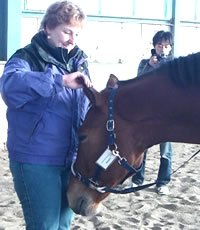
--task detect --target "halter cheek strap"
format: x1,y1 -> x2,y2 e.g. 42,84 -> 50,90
106,87 -> 117,147
106,88 -> 143,176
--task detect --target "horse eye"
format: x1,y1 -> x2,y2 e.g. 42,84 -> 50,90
78,135 -> 87,143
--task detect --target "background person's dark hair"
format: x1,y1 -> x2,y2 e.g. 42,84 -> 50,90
153,30 -> 173,47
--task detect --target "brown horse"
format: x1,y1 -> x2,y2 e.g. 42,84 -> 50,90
67,52 -> 200,216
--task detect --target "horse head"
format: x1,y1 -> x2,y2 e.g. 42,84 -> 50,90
67,74 -> 144,216
67,52 -> 200,216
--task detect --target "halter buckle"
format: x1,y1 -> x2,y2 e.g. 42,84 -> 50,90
106,119 -> 115,131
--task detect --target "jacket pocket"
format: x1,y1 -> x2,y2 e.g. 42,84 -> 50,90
28,113 -> 43,141
14,111 -> 43,143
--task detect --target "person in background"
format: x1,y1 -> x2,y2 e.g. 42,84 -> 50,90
0,1 -> 92,229
132,30 -> 173,195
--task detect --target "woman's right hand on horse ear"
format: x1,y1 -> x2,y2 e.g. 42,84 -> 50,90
62,72 -> 92,89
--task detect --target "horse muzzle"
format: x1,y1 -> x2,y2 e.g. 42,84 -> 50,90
67,179 -> 102,216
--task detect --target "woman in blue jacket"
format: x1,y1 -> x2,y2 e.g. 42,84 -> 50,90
0,1 -> 92,229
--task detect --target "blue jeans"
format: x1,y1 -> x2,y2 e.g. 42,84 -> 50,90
132,142 -> 172,186
10,160 -> 74,230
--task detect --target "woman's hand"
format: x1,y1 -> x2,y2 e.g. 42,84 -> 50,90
62,72 -> 92,89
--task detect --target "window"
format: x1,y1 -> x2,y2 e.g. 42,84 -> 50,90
101,0 -> 134,17
179,0 -> 200,22
179,0 -> 197,21
75,0 -> 100,15
23,0 -> 56,11
134,0 -> 172,20
197,0 -> 200,21
23,0 -> 172,20
23,0 -> 100,14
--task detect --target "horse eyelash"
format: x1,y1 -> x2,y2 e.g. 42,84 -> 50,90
78,135 -> 87,143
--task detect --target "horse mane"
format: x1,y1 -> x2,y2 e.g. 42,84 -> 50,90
167,52 -> 200,87
119,52 -> 200,88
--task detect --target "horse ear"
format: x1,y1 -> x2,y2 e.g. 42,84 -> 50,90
106,74 -> 119,88
83,87 -> 101,106
76,77 -> 101,106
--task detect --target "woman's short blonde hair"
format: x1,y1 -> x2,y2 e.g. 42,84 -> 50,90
40,1 -> 86,30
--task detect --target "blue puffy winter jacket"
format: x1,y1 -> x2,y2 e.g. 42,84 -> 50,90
0,31 -> 90,166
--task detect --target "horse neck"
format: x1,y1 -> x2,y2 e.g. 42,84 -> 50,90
115,70 -> 200,151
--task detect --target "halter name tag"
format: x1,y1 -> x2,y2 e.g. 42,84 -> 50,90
96,148 -> 117,170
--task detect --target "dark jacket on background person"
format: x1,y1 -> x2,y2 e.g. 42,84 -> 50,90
137,56 -> 173,76
0,31 -> 90,166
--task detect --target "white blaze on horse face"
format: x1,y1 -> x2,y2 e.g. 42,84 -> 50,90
96,148 -> 117,170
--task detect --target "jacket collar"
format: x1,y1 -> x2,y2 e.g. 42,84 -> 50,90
31,31 -> 82,70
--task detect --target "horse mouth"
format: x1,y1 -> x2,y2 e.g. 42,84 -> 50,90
76,197 -> 86,214
68,194 -> 101,216
74,196 -> 101,216
67,180 -> 101,216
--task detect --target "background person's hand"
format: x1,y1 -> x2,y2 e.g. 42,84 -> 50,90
149,55 -> 159,67
63,72 -> 92,89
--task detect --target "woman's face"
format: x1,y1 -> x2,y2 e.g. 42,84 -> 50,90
155,39 -> 172,57
46,23 -> 82,52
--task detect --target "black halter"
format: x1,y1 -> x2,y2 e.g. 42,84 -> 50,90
71,87 -> 156,193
